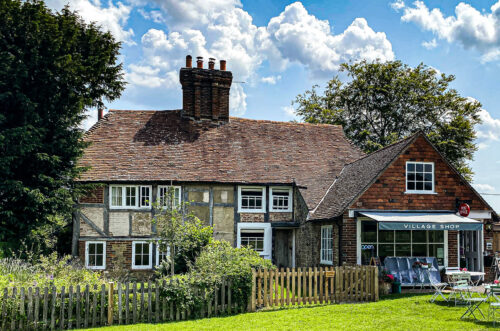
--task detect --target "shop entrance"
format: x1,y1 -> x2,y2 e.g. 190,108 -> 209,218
460,230 -> 482,271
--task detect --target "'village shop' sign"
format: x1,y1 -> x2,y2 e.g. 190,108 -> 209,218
378,222 -> 483,231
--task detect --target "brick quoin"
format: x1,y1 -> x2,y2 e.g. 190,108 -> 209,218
341,136 -> 491,266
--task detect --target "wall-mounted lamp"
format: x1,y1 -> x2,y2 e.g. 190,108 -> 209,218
485,223 -> 493,233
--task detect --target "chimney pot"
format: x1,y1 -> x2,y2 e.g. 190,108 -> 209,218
98,108 -> 104,120
186,55 -> 192,68
208,58 -> 215,70
220,60 -> 226,71
196,56 -> 203,68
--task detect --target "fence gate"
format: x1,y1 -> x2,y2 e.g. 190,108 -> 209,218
250,266 -> 378,311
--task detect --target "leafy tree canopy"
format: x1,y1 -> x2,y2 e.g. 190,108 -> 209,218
294,60 -> 482,180
0,0 -> 125,255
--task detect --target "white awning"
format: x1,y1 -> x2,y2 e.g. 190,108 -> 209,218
359,211 -> 483,231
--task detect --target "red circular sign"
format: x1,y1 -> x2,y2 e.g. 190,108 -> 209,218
459,203 -> 470,217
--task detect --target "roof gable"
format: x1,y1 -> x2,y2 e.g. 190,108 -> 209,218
79,110 -> 364,209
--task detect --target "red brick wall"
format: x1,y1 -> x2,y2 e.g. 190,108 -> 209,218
78,240 -> 146,272
353,136 -> 489,212
340,136 -> 490,267
80,187 -> 104,204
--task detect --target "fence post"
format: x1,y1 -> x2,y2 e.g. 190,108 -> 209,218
108,282 -> 114,325
250,269 -> 256,312
374,267 -> 379,301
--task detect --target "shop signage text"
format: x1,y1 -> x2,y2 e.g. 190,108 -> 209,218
378,222 -> 483,231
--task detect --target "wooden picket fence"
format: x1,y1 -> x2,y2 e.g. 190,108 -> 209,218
0,280 -> 240,330
250,266 -> 378,310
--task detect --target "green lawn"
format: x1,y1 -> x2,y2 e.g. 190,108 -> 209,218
90,294 -> 498,330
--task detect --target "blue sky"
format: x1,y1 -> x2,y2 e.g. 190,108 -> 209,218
47,0 -> 500,211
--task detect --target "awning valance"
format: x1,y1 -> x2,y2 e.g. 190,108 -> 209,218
359,211 -> 483,231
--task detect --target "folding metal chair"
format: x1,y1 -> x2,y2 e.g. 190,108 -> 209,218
488,287 -> 500,326
450,275 -> 472,306
430,279 -> 448,303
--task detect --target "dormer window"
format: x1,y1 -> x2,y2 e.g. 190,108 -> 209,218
406,162 -> 434,193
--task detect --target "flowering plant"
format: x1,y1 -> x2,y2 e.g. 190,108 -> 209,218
380,268 -> 395,283
494,280 -> 499,285
461,268 -> 468,272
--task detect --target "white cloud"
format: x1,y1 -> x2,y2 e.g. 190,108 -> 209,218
477,108 -> 500,141
422,38 -> 437,49
45,0 -> 135,45
282,105 -> 298,119
473,183 -> 496,193
266,2 -> 394,77
390,0 -> 405,12
261,75 -> 281,84
400,1 -> 500,62
121,1 -> 394,116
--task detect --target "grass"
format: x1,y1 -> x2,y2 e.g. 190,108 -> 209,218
90,294 -> 499,330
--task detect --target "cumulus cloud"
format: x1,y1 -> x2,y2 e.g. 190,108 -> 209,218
282,105 -> 298,119
121,1 -> 394,115
473,183 -> 496,193
422,38 -> 437,49
399,1 -> 500,62
266,2 -> 394,77
477,108 -> 500,141
390,0 -> 405,11
45,0 -> 135,45
261,75 -> 281,84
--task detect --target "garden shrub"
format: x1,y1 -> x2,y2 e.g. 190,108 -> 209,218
159,241 -> 274,314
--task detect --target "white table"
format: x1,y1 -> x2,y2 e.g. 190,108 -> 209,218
446,271 -> 486,286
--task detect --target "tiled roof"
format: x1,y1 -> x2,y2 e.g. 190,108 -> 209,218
79,110 -> 364,209
310,133 -> 418,220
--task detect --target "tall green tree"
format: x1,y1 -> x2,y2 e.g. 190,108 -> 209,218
0,0 -> 125,255
294,60 -> 482,180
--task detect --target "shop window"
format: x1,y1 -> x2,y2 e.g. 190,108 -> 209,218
132,241 -> 152,269
85,241 -> 106,270
270,187 -> 292,212
238,187 -> 266,212
320,225 -> 333,264
360,221 -> 446,265
406,162 -> 434,193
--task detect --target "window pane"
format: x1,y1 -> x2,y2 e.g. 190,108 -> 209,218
407,182 -> 415,190
416,173 -> 423,181
140,186 -> 150,207
424,164 -> 432,172
416,163 -> 423,172
96,255 -> 103,267
378,244 -> 394,261
395,231 -> 411,242
430,244 -> 444,265
111,187 -> 122,206
379,230 -> 394,243
135,255 -> 141,266
407,163 -> 415,172
429,231 -> 444,243
126,187 -> 136,206
89,255 -> 96,266
142,244 -> 149,254
412,244 -> 427,256
361,245 -> 376,265
424,182 -> 433,191
407,173 -> 415,181
424,173 -> 432,181
89,243 -> 95,254
396,244 -> 411,256
143,255 -> 150,266
416,182 -> 424,190
361,222 -> 377,242
412,231 -> 426,242
96,243 -> 103,254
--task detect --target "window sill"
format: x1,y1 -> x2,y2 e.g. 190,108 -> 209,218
86,266 -> 105,270
269,209 -> 293,213
404,191 -> 437,195
320,260 -> 333,265
131,266 -> 152,270
109,207 -> 152,211
238,209 -> 266,214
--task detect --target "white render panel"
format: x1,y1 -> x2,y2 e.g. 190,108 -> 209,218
81,207 -> 104,230
109,212 -> 129,236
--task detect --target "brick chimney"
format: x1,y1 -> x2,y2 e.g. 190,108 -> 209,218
179,55 -> 232,123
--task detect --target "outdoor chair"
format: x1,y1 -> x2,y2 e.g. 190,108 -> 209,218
449,276 -> 472,306
461,290 -> 488,321
430,279 -> 448,303
488,287 -> 500,326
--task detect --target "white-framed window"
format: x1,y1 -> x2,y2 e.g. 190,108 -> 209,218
157,186 -> 182,209
406,162 -> 434,193
240,230 -> 265,252
85,241 -> 106,270
360,221 -> 446,265
320,225 -> 333,264
237,223 -> 272,259
109,185 -> 152,209
155,243 -> 171,266
132,241 -> 153,269
238,186 -> 266,213
270,187 -> 293,212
